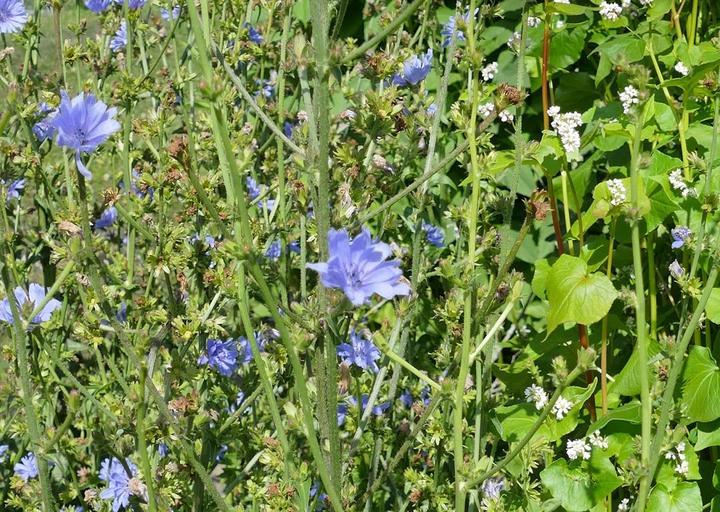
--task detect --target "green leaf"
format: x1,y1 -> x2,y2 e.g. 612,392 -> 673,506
647,482 -> 702,512
647,0 -> 672,20
609,338 -> 661,396
696,418 -> 720,451
681,346 -> 720,423
704,289 -> 720,324
540,453 -> 622,511
532,258 -> 551,299
547,2 -> 590,15
588,401 -> 641,433
545,255 -> 618,334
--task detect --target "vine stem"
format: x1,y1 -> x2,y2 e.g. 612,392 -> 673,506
630,104 -> 651,511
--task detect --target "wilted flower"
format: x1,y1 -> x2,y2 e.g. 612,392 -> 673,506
392,49 -> 432,87
0,0 -> 28,33
197,338 -> 239,376
14,452 -> 38,481
421,221 -> 445,247
0,283 -> 62,325
337,329 -> 381,372
95,206 -> 118,230
671,226 -> 691,249
110,21 -> 127,52
307,228 -> 411,306
99,457 -> 145,512
48,91 -> 121,179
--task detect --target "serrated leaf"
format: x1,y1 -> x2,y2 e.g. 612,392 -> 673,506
681,346 -> 720,423
546,255 -> 618,334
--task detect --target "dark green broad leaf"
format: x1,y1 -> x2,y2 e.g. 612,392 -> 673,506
609,339 -> 661,396
647,482 -> 702,512
681,346 -> 720,423
540,453 -> 622,511
704,289 -> 720,324
546,2 -> 590,15
546,255 -> 618,334
647,0 -> 673,20
587,401 -> 641,433
696,418 -> 720,451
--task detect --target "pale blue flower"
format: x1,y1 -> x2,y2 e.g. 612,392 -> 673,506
3,178 -> 25,202
84,0 -> 112,12
307,228 -> 411,306
0,283 -> 62,325
99,457 -> 141,512
422,221 -> 444,247
0,0 -> 28,34
14,452 -> 38,481
95,206 -> 117,230
392,49 -> 432,87
671,226 -> 691,249
198,338 -> 238,376
160,5 -> 179,20
0,444 -> 9,462
265,239 -> 281,260
110,21 -> 127,52
337,329 -> 381,372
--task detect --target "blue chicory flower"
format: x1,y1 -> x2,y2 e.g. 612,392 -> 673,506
0,444 -> 8,462
283,121 -> 294,139
440,9 -> 478,47
157,443 -> 169,458
198,338 -> 239,377
48,91 -> 121,180
256,71 -> 277,98
99,457 -> 142,512
399,390 -> 414,408
669,259 -> 685,280
33,103 -> 57,141
246,176 -> 261,200
392,49 -> 433,87
3,178 -> 25,202
0,0 -> 28,33
95,206 -> 118,230
14,452 -> 38,481
265,239 -> 282,261
110,21 -> 127,52
0,283 -> 62,325
671,226 -> 692,249
307,228 -> 411,306
160,5 -> 180,20
114,0 -> 145,8
337,329 -> 381,373
288,240 -> 300,254
245,23 -> 263,44
422,221 -> 445,247
84,0 -> 112,12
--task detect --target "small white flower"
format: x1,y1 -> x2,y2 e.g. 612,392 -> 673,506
524,384 -> 548,410
607,178 -> 627,206
567,439 -> 591,460
600,2 -> 623,20
618,498 -> 631,511
669,259 -> 685,280
588,431 -> 609,449
340,109 -> 357,121
619,85 -> 640,114
639,0 -> 653,5
527,16 -> 541,28
297,110 -> 309,123
481,62 -> 498,81
499,110 -> 514,123
552,396 -> 573,420
547,105 -> 561,118
507,31 -> 522,50
478,102 -> 495,118
548,107 -> 583,160
669,169 -> 696,198
621,0 -> 632,7
555,0 -> 570,3
674,61 -> 690,76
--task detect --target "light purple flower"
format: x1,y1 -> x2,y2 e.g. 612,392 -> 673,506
3,178 -> 25,202
114,0 -> 145,8
197,338 -> 239,376
337,329 -> 381,372
33,103 -> 57,141
422,221 -> 445,247
392,49 -> 432,87
99,457 -> 142,512
95,206 -> 117,230
14,452 -> 38,481
671,226 -> 692,249
265,239 -> 281,260
0,444 -> 8,462
110,21 -> 127,52
48,91 -> 121,180
84,0 -> 112,13
0,0 -> 28,34
160,5 -> 180,20
669,259 -> 685,280
440,8 -> 478,47
307,228 -> 411,306
0,283 -> 62,325
338,395 -> 390,425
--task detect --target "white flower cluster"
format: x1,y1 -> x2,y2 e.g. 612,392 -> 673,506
607,178 -> 627,206
527,16 -> 541,28
548,106 -> 583,159
617,498 -> 631,511
479,102 -> 513,123
669,169 -> 695,197
552,396 -> 573,420
507,31 -> 522,50
600,2 -> 623,20
524,384 -> 548,410
481,62 -> 498,81
555,0 -> 570,3
675,61 -> 690,76
567,439 -> 591,460
665,442 -> 689,477
588,431 -> 609,449
619,85 -> 640,114
639,0 -> 653,5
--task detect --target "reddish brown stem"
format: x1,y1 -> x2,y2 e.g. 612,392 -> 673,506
541,6 -> 597,421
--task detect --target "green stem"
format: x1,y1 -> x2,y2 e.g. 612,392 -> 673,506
137,369 -> 158,512
630,108 -> 651,511
377,340 -> 441,392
